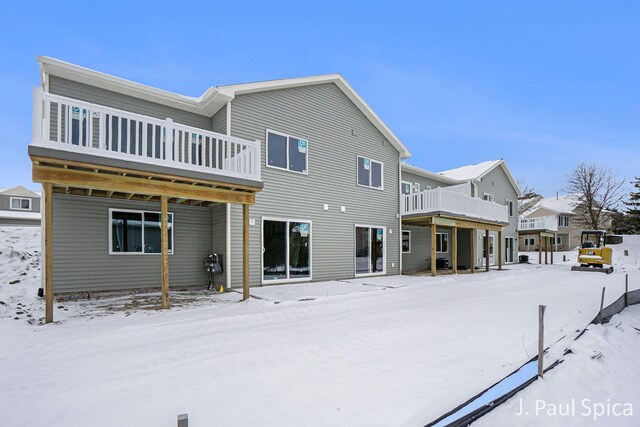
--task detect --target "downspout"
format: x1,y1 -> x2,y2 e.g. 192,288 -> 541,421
225,100 -> 232,288
398,157 -> 403,274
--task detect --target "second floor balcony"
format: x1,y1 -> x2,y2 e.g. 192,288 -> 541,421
402,187 -> 509,224
31,88 -> 262,185
518,215 -> 558,232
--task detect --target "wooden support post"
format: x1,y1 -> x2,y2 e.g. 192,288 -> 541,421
599,287 -> 606,323
242,203 -> 250,300
538,232 -> 542,265
485,230 -> 490,272
538,304 -> 546,378
625,274 -> 629,307
470,228 -> 476,273
550,234 -> 554,265
544,236 -> 548,265
44,182 -> 53,324
452,227 -> 458,274
161,195 -> 170,309
430,224 -> 437,276
497,230 -> 503,271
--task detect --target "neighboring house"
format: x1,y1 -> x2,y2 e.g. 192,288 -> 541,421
30,56 -> 411,322
0,186 -> 41,226
518,194 -> 612,252
401,160 -> 521,275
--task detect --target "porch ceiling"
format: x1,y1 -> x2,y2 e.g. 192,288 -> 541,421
31,156 -> 258,206
402,214 -> 505,232
518,229 -> 557,237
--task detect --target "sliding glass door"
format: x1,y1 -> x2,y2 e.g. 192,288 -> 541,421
263,218 -> 311,282
355,225 -> 385,276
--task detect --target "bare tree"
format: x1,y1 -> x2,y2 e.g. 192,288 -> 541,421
517,178 -> 538,199
565,162 -> 626,230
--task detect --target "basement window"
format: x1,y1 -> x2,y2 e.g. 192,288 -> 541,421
110,209 -> 173,254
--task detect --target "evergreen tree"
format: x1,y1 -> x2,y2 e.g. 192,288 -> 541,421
625,177 -> 640,233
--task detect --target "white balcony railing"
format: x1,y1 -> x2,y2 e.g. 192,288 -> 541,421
31,88 -> 261,182
518,215 -> 558,232
402,187 -> 509,224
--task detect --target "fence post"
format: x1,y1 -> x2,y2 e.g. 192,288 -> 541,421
177,413 -> 188,427
625,274 -> 629,308
538,305 -> 546,378
598,287 -> 606,324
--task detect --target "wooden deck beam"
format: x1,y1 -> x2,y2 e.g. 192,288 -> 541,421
44,183 -> 53,324
498,230 -> 503,271
161,195 -> 170,309
485,230 -> 490,272
430,223 -> 437,277
452,226 -> 458,274
242,204 -> 250,300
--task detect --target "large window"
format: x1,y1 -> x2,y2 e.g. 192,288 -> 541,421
10,197 -> 32,211
436,232 -> 448,253
558,215 -> 570,227
402,231 -> 411,253
482,235 -> 495,260
357,156 -> 383,190
266,130 -> 308,174
263,218 -> 311,282
355,225 -> 385,275
110,209 -> 173,254
506,200 -> 514,217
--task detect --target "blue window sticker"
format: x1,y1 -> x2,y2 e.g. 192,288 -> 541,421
298,139 -> 308,154
377,228 -> 384,238
299,223 -> 310,237
364,158 -> 371,170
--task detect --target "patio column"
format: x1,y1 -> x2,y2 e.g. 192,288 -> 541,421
485,230 -> 490,272
551,234 -> 554,265
470,228 -> 476,273
161,195 -> 170,309
44,182 -> 53,324
538,232 -> 542,265
545,236 -> 548,265
242,203 -> 250,300
498,229 -> 503,271
431,223 -> 437,277
452,226 -> 458,274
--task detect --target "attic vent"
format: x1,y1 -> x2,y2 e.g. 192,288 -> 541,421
351,129 -> 357,136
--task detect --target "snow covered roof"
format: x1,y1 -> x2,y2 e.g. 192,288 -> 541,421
0,186 -> 40,198
522,194 -> 582,217
0,210 -> 41,220
437,159 -> 523,197
401,163 -> 459,184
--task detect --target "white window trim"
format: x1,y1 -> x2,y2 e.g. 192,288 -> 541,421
354,224 -> 387,277
265,129 -> 309,175
108,208 -> 175,256
436,232 -> 448,253
402,230 -> 411,254
482,235 -> 495,258
505,236 -> 516,264
261,216 -> 313,285
401,181 -> 412,195
10,197 -> 32,211
356,155 -> 384,191
413,182 -> 421,193
471,182 -> 478,198
506,199 -> 514,217
483,193 -> 494,202
558,215 -> 570,227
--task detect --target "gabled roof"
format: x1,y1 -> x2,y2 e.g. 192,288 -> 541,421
37,57 -> 411,158
437,159 -> 523,197
522,194 -> 581,217
0,186 -> 40,198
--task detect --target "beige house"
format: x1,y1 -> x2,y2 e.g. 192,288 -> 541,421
518,194 -> 612,252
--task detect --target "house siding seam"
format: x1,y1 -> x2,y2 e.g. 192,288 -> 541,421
51,194 -> 215,293
226,83 -> 401,287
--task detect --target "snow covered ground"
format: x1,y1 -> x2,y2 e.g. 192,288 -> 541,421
1,226 -> 639,426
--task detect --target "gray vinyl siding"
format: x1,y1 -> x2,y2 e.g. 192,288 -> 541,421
210,203 -> 227,287
211,106 -> 227,134
0,195 -> 41,212
0,218 -> 41,227
401,170 -> 451,190
474,165 -> 519,266
48,76 -> 211,130
227,83 -> 401,287
51,194 -> 212,293
402,226 -> 473,272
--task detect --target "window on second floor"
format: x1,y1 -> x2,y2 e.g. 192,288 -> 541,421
357,156 -> 383,190
483,193 -> 494,202
558,215 -> 570,227
401,182 -> 412,195
266,130 -> 308,174
413,182 -> 421,193
10,197 -> 32,211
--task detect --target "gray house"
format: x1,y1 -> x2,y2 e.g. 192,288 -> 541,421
400,160 -> 521,274
29,57 -> 411,322
0,186 -> 41,226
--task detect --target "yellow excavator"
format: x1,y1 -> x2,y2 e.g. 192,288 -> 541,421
571,230 -> 614,274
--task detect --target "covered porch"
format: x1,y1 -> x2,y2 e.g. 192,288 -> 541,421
518,216 -> 558,265
402,214 -> 507,276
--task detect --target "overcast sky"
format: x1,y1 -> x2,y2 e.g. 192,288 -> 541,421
1,1 -> 637,195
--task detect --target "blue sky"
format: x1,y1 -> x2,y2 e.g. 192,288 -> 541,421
0,1 -> 638,195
